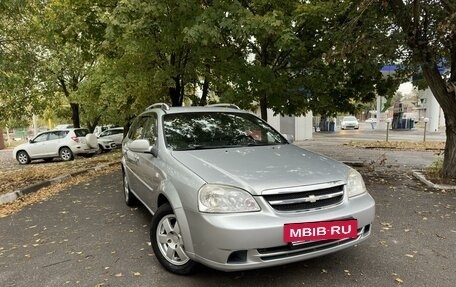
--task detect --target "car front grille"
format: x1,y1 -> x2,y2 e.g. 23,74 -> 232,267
263,184 -> 344,212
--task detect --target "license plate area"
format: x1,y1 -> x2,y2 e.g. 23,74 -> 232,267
284,219 -> 358,243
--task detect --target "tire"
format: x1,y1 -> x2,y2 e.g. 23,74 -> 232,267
151,203 -> 198,275
85,133 -> 98,149
59,147 -> 74,161
97,144 -> 104,154
16,150 -> 31,165
123,171 -> 138,207
82,153 -> 95,158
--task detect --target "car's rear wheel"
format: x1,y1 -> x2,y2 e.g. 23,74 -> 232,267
123,171 -> 138,206
59,147 -> 74,161
151,203 -> 198,275
16,150 -> 31,165
82,153 -> 95,158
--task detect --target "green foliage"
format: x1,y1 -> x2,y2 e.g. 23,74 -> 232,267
426,157 -> 443,179
2,0 -> 431,131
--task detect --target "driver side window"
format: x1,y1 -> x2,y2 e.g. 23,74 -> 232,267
128,113 -> 157,145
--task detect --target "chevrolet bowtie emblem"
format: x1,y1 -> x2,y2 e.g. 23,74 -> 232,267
307,195 -> 317,203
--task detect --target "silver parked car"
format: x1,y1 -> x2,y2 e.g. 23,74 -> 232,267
13,128 -> 99,164
121,103 -> 375,274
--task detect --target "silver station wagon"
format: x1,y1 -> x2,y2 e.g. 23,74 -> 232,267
121,103 -> 375,274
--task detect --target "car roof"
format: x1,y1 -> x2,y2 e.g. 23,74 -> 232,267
143,105 -> 250,116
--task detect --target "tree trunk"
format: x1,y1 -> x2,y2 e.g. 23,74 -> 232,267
70,103 -> 80,128
169,76 -> 183,106
259,96 -> 268,121
199,77 -> 209,106
422,64 -> 456,178
442,123 -> 456,178
0,129 -> 5,150
59,78 -> 81,128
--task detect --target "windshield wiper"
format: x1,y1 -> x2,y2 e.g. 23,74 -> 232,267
186,144 -> 209,150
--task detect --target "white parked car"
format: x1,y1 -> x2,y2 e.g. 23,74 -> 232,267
97,137 -> 117,153
365,118 -> 377,123
13,128 -> 99,164
341,116 -> 359,130
98,127 -> 124,146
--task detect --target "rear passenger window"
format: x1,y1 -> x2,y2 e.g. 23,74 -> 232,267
48,132 -> 60,140
74,129 -> 89,137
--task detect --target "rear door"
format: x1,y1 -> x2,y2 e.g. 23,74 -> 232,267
45,131 -> 68,157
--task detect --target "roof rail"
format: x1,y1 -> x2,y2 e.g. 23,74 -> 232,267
205,103 -> 241,110
146,103 -> 170,111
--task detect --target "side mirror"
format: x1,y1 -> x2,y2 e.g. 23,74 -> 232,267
129,139 -> 158,157
29,139 -> 34,144
282,134 -> 294,144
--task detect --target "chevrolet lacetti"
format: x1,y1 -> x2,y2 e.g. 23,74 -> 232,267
121,103 -> 375,274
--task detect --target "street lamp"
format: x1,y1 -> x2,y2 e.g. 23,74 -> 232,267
423,117 -> 429,142
386,118 -> 392,142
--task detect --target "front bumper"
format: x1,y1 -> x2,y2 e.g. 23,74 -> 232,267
184,192 -> 375,271
99,142 -> 116,150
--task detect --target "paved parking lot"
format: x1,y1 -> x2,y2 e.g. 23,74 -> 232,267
0,169 -> 454,287
1,130 -> 455,286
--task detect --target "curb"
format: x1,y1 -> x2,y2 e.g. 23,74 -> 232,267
0,162 -> 120,205
412,170 -> 456,190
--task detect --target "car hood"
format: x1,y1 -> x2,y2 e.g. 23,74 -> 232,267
170,144 -> 349,195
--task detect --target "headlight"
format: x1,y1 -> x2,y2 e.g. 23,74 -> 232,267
198,184 -> 260,213
347,168 -> 367,198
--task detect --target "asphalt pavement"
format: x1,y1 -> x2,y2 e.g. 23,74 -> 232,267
0,128 -> 455,286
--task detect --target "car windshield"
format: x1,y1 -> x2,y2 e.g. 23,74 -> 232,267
163,112 -> 287,150
343,116 -> 357,121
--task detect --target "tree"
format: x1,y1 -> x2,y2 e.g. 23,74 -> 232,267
0,1 -> 48,124
103,0 -> 211,110
31,0 -> 113,128
202,1 -> 400,121
385,0 -> 456,178
341,1 -> 455,178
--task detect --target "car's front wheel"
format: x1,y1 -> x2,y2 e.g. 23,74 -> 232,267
150,203 -> 198,275
16,150 -> 31,165
59,147 -> 74,161
97,144 -> 104,154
